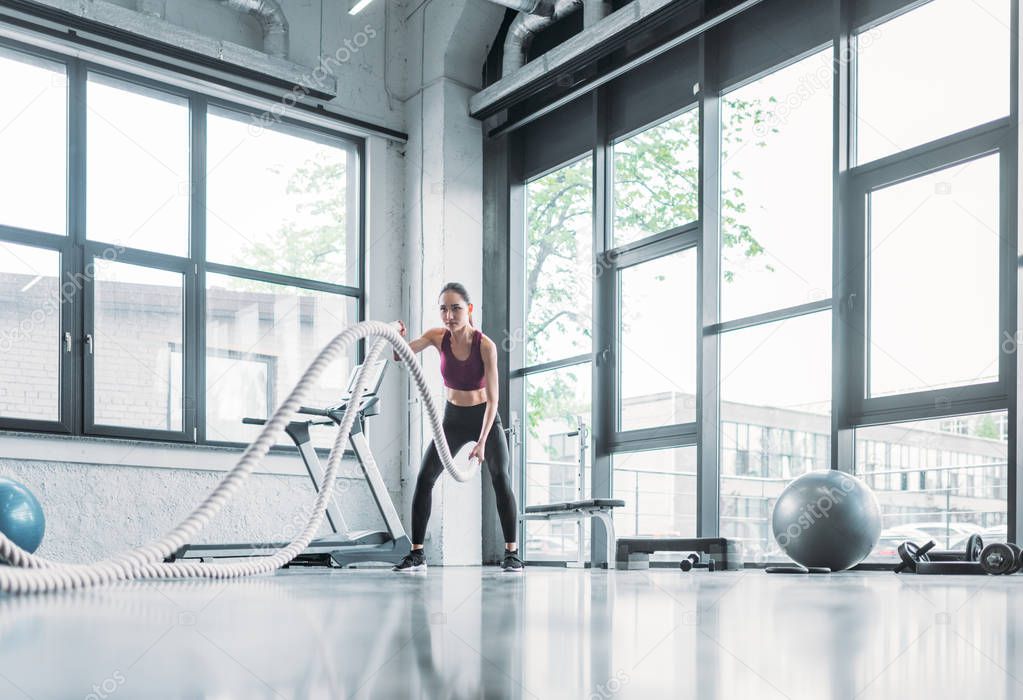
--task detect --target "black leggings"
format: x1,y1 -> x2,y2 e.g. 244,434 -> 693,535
411,402 -> 518,545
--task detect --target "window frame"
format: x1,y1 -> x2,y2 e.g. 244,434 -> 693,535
844,121 -> 1013,426
607,102 -> 700,251
512,149 -> 597,556
0,36 -> 367,448
497,0 -> 1021,564
608,228 -> 700,448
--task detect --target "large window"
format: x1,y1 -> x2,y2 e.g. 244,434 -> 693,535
0,42 -> 363,446
522,366 -> 592,560
205,274 -> 358,447
0,48 -> 66,235
612,109 -> 699,248
86,74 -> 190,256
502,0 -> 1018,563
618,248 -> 697,431
720,49 -> 833,321
858,412 -> 1007,559
855,0 -> 1010,164
719,312 -> 832,557
713,49 -> 835,558
206,108 -> 359,285
519,156 -> 594,560
91,261 -> 184,432
0,242 -> 61,422
613,446 -> 696,540
524,157 -> 593,365
867,155 -> 1000,397
606,109 -> 703,545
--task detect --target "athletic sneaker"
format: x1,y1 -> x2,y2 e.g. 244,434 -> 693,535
393,549 -> 427,572
501,551 -> 524,573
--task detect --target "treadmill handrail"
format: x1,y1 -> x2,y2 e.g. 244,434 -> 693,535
242,416 -> 334,426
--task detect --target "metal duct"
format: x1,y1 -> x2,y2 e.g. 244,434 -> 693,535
501,0 -> 571,75
219,0 -> 290,59
498,0 -> 608,77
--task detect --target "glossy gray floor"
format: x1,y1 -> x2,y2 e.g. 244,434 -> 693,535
1,566 -> 1021,699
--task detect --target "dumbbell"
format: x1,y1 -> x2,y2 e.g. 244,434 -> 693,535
894,541 -> 935,573
926,534 -> 984,562
679,554 -> 717,572
979,542 -> 1020,575
894,535 -> 984,574
1010,543 -> 1023,574
680,554 -> 700,571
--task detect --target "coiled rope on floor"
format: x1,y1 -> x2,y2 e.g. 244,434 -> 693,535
0,321 -> 478,594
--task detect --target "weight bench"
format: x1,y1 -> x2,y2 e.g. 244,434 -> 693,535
521,499 -> 625,569
616,537 -> 744,570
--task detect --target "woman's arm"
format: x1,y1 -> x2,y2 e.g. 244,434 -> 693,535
472,336 -> 500,458
392,322 -> 440,361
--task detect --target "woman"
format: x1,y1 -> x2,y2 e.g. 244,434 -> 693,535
391,282 -> 522,573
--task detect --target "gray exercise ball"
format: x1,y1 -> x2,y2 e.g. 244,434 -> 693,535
771,470 -> 881,571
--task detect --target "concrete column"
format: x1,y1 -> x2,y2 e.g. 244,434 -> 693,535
402,0 -> 504,565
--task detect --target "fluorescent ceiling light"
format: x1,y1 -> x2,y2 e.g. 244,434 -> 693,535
349,0 -> 375,15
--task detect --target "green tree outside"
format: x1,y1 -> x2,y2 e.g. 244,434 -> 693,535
524,97 -> 776,455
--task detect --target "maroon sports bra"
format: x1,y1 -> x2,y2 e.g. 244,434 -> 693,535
440,329 -> 486,390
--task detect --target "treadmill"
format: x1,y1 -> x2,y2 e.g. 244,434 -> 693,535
168,359 -> 411,567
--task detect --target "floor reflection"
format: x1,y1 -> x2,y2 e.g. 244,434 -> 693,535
0,569 -> 1019,699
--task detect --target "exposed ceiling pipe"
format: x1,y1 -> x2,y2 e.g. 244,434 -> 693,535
495,0 -> 608,77
501,0 -> 573,76
218,0 -> 290,59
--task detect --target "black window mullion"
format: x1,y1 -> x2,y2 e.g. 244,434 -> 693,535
68,56 -> 87,435
189,94 -> 207,444
697,32 -> 722,539
1008,0 -> 1021,546
591,87 -> 612,566
833,0 -> 857,474
355,137 -> 367,366
203,261 -> 361,297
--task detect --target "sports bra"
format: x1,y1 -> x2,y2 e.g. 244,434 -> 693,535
439,329 -> 486,391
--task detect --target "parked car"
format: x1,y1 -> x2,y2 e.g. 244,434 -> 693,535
899,521 -> 982,548
874,527 -> 933,557
950,525 -> 1006,550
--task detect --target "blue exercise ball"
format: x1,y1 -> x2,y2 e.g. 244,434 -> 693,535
771,470 -> 881,571
0,478 -> 45,555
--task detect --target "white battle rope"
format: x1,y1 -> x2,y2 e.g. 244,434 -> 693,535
0,321 -> 479,594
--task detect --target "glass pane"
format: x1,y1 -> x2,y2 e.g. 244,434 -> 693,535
720,50 -> 833,320
613,447 -> 696,552
93,260 -> 183,431
523,363 -> 591,561
868,155 -> 999,397
612,109 -> 699,247
857,412 -> 1007,560
619,249 -> 697,430
87,74 -> 189,256
205,273 -> 358,447
206,108 -> 359,285
0,48 -> 66,235
524,157 -> 593,366
719,311 -> 831,561
856,0 -> 1010,164
0,242 -> 61,421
